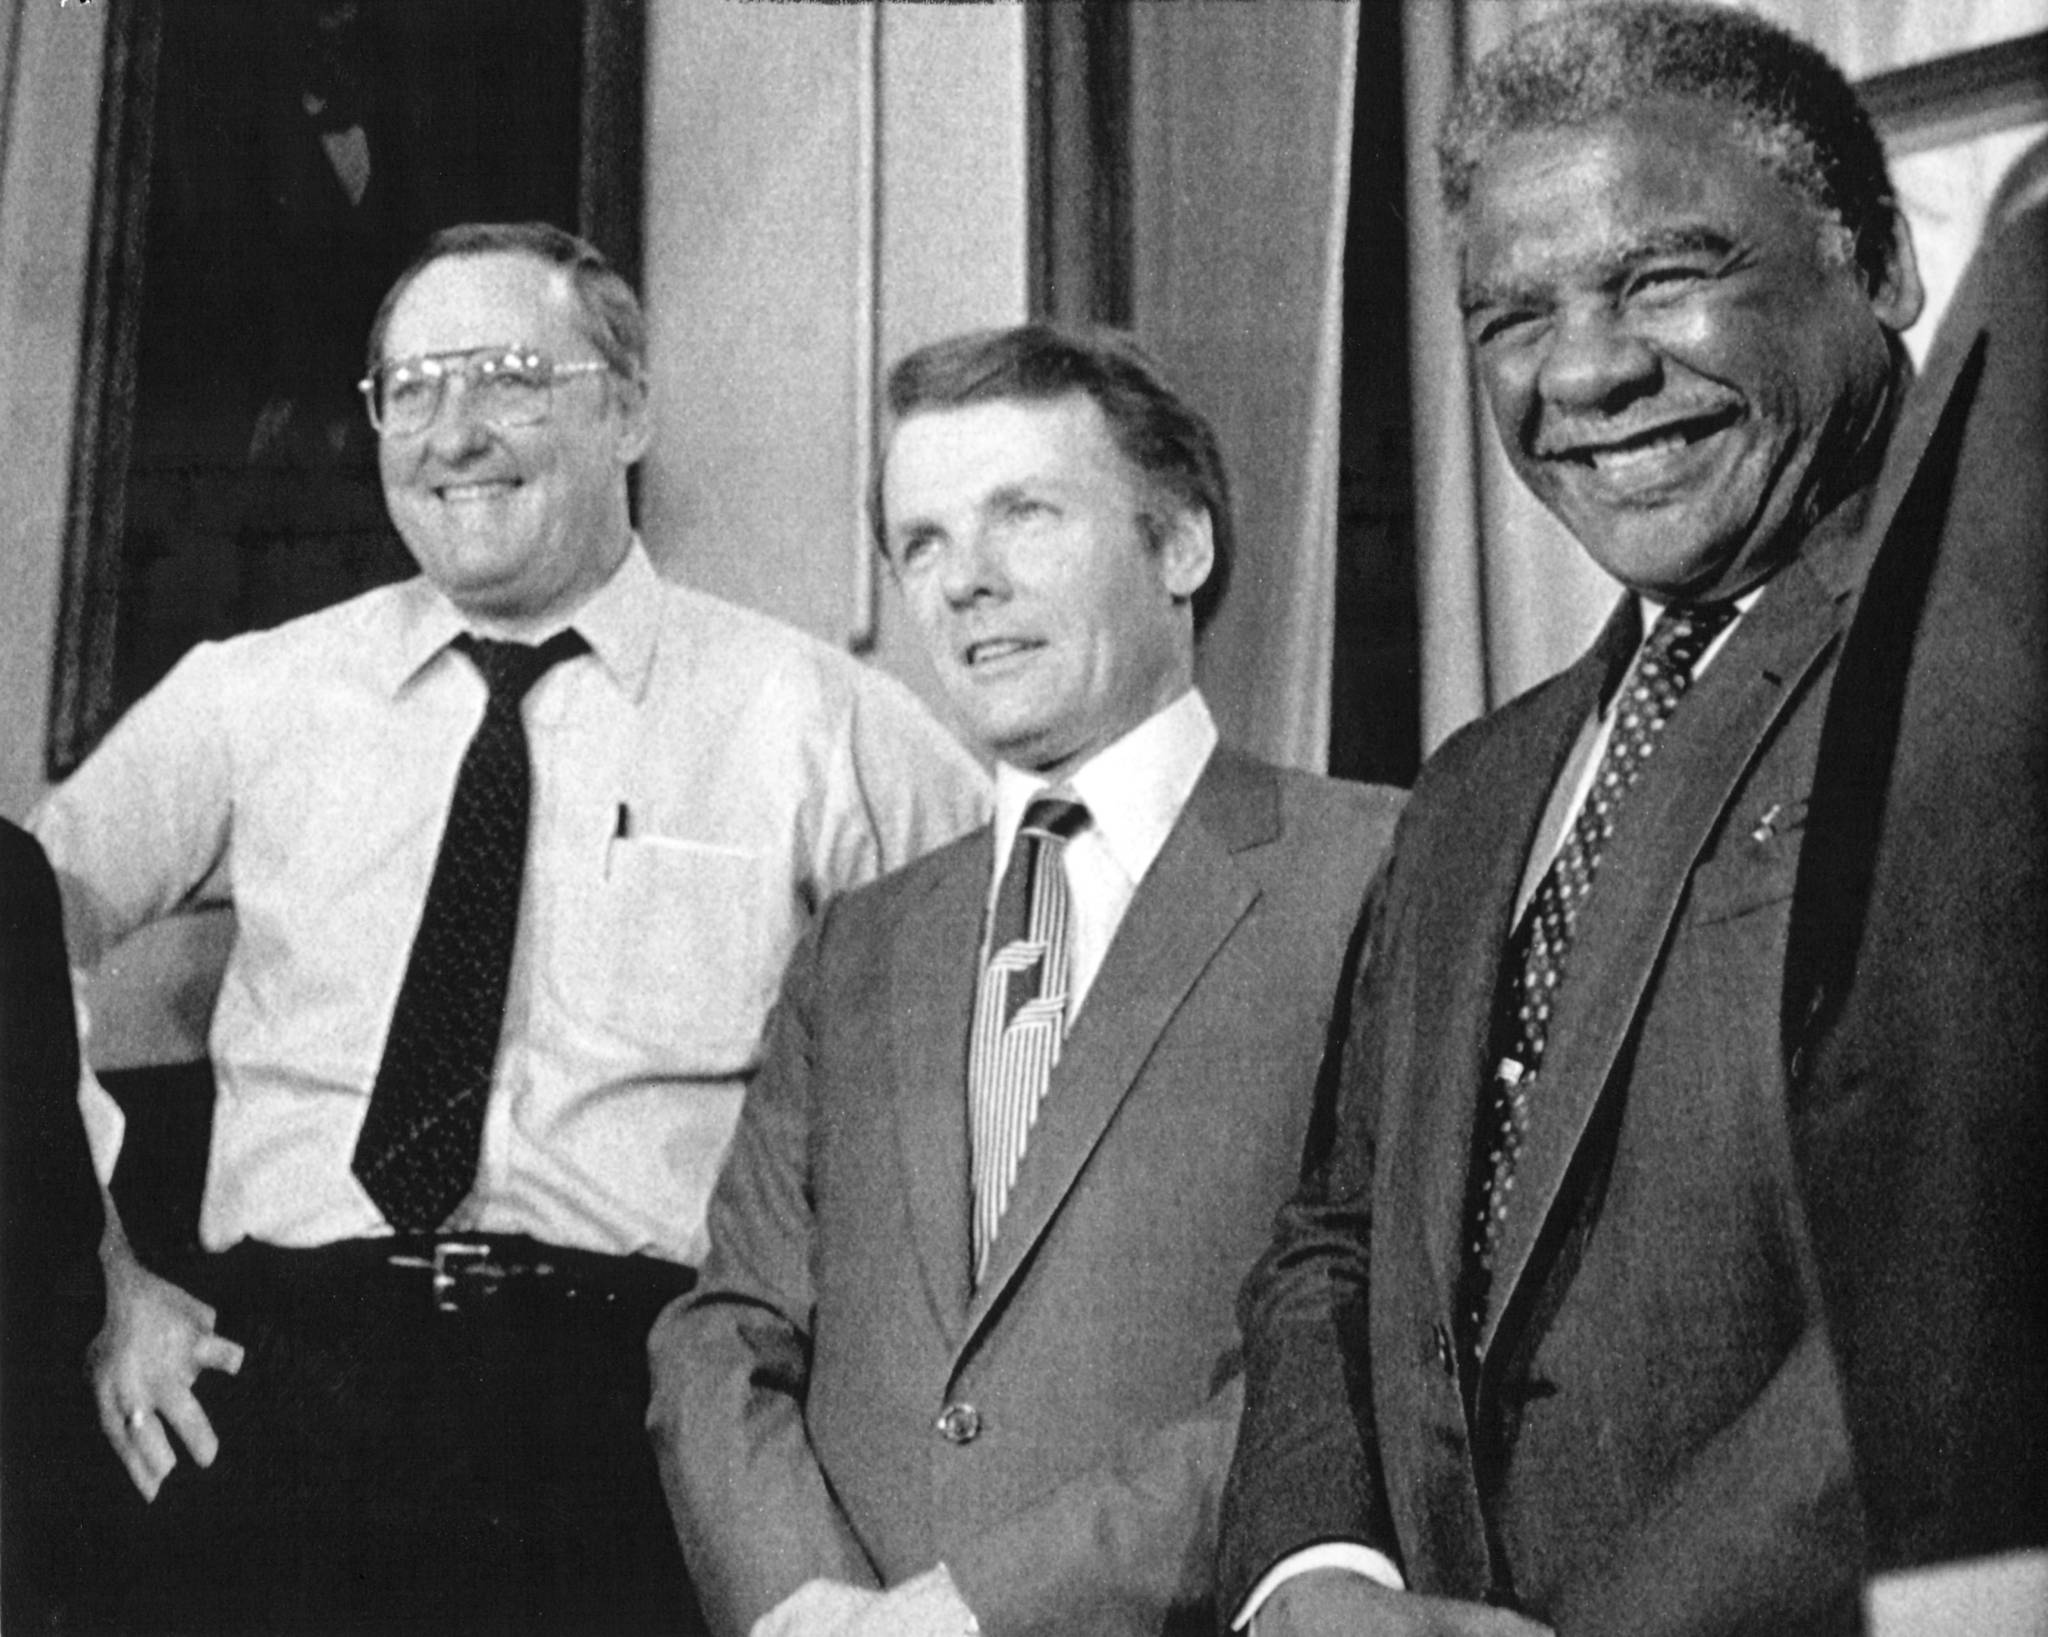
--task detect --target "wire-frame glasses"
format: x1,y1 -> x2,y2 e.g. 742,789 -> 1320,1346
358,347 -> 613,437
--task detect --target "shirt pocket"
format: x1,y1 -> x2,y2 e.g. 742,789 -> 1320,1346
593,835 -> 777,1061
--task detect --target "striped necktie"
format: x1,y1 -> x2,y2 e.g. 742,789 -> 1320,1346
969,795 -> 1089,1284
1458,600 -> 1739,1360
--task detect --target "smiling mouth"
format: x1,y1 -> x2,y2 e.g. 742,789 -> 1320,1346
435,479 -> 520,503
1551,406 -> 1741,474
962,637 -> 1041,669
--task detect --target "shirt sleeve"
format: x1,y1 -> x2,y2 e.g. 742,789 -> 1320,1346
817,664 -> 988,900
30,641 -> 239,967
77,1057 -> 126,1186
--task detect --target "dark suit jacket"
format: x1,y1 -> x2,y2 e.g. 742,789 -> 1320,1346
0,818 -> 103,1327
1219,510 -> 1883,1636
1784,160 -> 2048,1573
1,819 -> 107,1628
648,747 -> 1402,1637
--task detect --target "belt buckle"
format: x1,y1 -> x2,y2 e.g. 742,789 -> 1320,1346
388,1239 -> 500,1314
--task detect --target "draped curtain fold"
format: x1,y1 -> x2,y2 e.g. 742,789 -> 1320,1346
1404,0 -> 1623,755
1125,1 -> 1359,773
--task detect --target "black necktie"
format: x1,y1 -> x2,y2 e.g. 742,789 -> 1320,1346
351,630 -> 587,1232
1458,601 -> 1739,1359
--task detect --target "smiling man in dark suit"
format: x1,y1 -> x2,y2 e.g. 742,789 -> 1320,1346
1218,6 -> 1928,1635
647,323 -> 1403,1637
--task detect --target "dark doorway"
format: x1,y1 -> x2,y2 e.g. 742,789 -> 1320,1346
1329,3 -> 1421,788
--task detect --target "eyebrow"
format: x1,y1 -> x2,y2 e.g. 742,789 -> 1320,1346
1613,225 -> 1740,265
1461,225 -> 1741,315
984,480 -> 1048,511
885,512 -> 938,546
884,474 -> 1063,553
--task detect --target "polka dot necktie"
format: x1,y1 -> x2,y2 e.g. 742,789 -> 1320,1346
968,795 -> 1089,1285
1458,601 -> 1739,1360
351,629 -> 587,1233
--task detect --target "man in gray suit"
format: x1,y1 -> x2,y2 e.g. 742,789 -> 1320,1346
648,324 -> 1403,1637
1218,5 -> 1926,1634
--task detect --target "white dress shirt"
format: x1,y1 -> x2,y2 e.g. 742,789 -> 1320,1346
985,687 -> 1218,1021
35,541 -> 988,1265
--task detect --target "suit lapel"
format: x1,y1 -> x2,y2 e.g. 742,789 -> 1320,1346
1857,352 -> 1979,573
1478,557 -> 1856,1365
1408,606 -> 1637,1299
961,749 -> 1274,1346
891,834 -> 992,1345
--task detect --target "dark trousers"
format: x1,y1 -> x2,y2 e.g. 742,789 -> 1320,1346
100,1238 -> 705,1637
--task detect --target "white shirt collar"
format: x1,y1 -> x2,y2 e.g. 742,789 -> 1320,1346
1631,583 -> 1769,628
990,688 -> 1218,895
385,535 -> 660,702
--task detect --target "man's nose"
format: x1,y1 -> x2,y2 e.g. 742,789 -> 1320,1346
1537,302 -> 1660,414
941,525 -> 1012,607
420,375 -> 495,455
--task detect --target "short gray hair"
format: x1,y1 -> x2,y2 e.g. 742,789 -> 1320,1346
1440,1 -> 1899,285
366,221 -> 645,379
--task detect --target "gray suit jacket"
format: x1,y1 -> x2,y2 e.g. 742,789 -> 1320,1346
1221,508 -> 1881,1636
649,746 -> 1401,1637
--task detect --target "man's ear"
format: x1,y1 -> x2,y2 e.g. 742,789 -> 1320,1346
1867,207 -> 1926,334
610,370 -> 653,466
1156,507 -> 1215,604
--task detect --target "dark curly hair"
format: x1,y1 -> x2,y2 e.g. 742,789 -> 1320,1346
873,323 -> 1233,633
1439,1 -> 1900,289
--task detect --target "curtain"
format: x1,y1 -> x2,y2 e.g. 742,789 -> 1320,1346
1403,0 -> 1616,755
1126,1 -> 1360,773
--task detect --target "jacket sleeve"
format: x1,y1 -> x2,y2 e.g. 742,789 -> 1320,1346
1215,859 -> 1406,1619
646,917 -> 881,1637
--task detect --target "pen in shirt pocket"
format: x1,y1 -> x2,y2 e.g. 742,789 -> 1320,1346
605,801 -> 632,876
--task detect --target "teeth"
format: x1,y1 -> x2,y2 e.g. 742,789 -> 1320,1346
1586,433 -> 1690,473
439,481 -> 515,502
967,639 -> 1030,665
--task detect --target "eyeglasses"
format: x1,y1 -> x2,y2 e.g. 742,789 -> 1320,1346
358,347 -> 614,437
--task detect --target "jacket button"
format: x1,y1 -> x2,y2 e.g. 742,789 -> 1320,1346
935,1402 -> 981,1445
1432,1321 -> 1457,1377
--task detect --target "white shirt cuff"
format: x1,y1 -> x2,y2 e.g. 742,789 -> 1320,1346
73,983 -> 125,1185
1866,1547 -> 2048,1637
1231,1542 -> 1405,1629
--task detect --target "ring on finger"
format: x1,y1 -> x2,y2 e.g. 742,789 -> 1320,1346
124,1408 -> 148,1434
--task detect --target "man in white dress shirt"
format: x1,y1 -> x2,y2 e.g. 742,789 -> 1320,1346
33,221 -> 986,1636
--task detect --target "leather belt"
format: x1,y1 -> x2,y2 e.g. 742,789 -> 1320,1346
199,1234 -> 696,1321
381,1234 -> 696,1314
